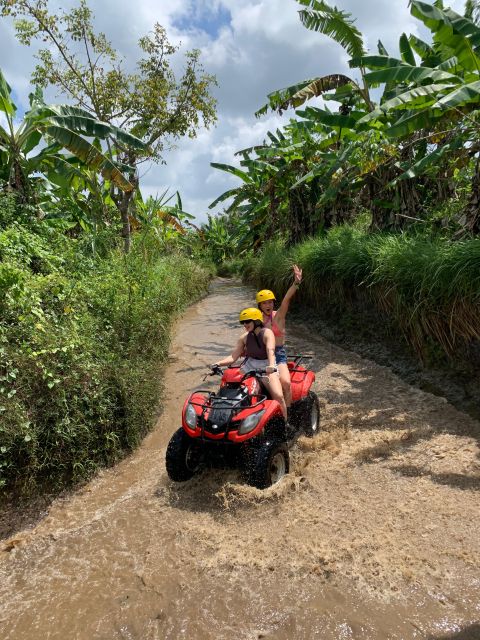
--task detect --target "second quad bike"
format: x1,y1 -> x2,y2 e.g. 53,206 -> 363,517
165,355 -> 320,489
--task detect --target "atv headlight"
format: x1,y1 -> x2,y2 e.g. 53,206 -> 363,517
238,410 -> 265,435
185,403 -> 197,429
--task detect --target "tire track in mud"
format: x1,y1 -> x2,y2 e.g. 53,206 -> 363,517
1,279 -> 480,640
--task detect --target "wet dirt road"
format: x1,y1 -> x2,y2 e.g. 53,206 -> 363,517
1,279 -> 480,640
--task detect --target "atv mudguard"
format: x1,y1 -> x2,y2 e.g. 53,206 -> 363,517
289,366 -> 315,403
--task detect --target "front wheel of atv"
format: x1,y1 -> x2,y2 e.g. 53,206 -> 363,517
303,391 -> 321,437
247,441 -> 290,489
165,428 -> 203,482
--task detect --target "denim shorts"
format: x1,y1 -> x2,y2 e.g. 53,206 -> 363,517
275,345 -> 288,365
240,357 -> 269,373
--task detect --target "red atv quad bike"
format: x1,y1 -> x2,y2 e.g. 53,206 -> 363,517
165,355 -> 320,489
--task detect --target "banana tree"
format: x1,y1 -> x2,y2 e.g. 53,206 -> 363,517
214,0 -> 480,240
256,0 -> 373,116
200,213 -> 242,263
35,154 -> 126,255
284,2 -> 480,230
210,120 -> 336,244
131,190 -> 197,253
208,157 -> 274,248
0,70 -> 146,203
350,1 -> 480,232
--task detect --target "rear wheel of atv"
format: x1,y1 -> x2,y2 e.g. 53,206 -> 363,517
303,391 -> 321,437
247,441 -> 289,489
165,428 -> 203,482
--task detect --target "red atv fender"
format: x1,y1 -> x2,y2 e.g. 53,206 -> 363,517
289,365 -> 316,404
228,398 -> 284,443
181,392 -> 207,435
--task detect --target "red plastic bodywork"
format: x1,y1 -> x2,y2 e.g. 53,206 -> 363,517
288,363 -> 315,403
181,362 -> 315,443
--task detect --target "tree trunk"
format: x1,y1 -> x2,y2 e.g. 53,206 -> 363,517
119,192 -> 133,254
9,156 -> 30,204
396,179 -> 420,228
464,155 -> 480,234
368,174 -> 395,231
111,151 -> 139,253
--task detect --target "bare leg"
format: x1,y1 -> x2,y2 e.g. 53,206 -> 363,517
277,362 -> 292,407
262,373 -> 288,420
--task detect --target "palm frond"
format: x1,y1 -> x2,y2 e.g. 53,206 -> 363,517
256,74 -> 356,115
297,0 -> 365,58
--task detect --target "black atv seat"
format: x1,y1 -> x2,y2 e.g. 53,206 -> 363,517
218,386 -> 249,402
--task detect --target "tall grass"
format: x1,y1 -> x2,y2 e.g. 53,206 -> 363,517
245,227 -> 480,359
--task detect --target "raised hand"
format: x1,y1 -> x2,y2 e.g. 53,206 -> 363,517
293,264 -> 302,284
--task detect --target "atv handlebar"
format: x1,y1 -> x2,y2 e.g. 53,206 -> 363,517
202,364 -> 224,381
204,365 -> 271,382
205,356 -> 313,381
209,364 -> 224,376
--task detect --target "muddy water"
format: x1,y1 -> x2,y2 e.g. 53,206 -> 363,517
1,279 -> 480,640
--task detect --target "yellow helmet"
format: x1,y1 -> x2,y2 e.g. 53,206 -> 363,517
256,289 -> 276,303
239,307 -> 263,324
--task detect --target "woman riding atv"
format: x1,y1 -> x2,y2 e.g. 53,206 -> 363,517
256,264 -> 302,409
212,307 -> 287,420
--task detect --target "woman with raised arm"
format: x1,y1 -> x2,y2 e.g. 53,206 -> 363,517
212,307 -> 287,420
255,264 -> 302,409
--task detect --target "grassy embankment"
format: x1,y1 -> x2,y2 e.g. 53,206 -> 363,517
244,227 -> 480,364
0,195 -> 211,497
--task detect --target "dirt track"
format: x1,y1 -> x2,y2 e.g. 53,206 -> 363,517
1,279 -> 479,639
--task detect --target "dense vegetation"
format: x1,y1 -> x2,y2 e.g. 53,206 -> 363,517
244,229 -> 480,361
209,1 -> 480,248
0,1 -> 218,497
0,194 -> 210,495
204,0 -> 480,365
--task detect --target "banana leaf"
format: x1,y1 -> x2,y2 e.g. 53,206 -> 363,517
394,136 -> 465,181
42,125 -> 134,191
0,69 -> 15,116
255,75 -> 355,115
399,33 -> 416,66
297,0 -> 365,59
210,162 -> 252,183
364,65 -> 461,85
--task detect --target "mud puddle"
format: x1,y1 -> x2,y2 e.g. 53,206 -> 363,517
1,279 -> 479,639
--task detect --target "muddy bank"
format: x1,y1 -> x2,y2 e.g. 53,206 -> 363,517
1,279 -> 479,639
291,300 -> 480,422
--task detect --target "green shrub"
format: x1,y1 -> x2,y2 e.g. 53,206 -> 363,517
216,256 -> 248,277
0,203 -> 210,497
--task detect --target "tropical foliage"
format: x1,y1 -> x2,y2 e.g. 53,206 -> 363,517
0,70 -> 145,202
211,0 -> 480,243
1,0 -> 217,251
0,193 -> 210,496
0,3 -> 217,497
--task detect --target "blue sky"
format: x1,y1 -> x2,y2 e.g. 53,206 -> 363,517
173,3 -> 232,38
0,0 -> 467,222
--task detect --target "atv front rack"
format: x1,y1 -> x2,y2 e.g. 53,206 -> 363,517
188,390 -> 267,410
187,390 -> 268,441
